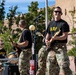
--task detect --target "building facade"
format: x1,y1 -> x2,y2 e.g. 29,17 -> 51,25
55,0 -> 76,31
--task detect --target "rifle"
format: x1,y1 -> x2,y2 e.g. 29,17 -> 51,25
47,30 -> 61,51
9,37 -> 22,56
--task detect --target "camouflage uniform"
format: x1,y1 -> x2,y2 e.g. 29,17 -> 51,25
36,45 -> 48,75
46,43 -> 73,75
74,57 -> 76,73
19,48 -> 32,75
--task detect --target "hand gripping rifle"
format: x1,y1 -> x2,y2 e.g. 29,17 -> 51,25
46,30 -> 61,51
9,36 -> 22,57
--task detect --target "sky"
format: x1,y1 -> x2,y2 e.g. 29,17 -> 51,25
0,0 -> 55,16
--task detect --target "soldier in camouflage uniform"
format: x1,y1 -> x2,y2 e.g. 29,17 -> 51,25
45,6 -> 73,75
12,20 -> 32,75
36,45 -> 48,75
36,31 -> 48,75
74,57 -> 76,75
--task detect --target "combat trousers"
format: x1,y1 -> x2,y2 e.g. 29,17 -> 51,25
46,43 -> 73,75
19,48 -> 32,75
36,45 -> 48,75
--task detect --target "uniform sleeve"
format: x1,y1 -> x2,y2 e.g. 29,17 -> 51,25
22,30 -> 31,41
62,22 -> 70,32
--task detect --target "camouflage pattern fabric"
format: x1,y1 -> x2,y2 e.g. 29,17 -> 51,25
46,43 -> 73,75
36,45 -> 48,75
19,48 -> 32,75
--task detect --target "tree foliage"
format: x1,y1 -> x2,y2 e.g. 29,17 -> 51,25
67,27 -> 76,56
0,1 -> 54,54
68,9 -> 76,56
0,0 -> 5,21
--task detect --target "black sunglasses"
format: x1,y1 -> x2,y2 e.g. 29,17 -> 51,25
54,11 -> 62,14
